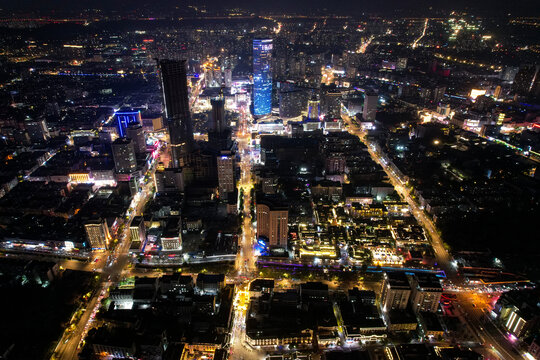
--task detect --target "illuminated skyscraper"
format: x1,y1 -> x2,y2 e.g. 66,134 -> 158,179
307,95 -> 320,121
253,38 -> 273,116
158,59 -> 194,167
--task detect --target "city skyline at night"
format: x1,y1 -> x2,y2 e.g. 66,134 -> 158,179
0,3 -> 537,360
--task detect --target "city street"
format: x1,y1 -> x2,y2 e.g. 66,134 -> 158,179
343,117 -> 523,360
229,103 -> 264,359
51,160 -> 157,360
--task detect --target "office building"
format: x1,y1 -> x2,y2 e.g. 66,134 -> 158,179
84,218 -> 110,250
494,289 -> 540,339
126,124 -> 146,154
129,216 -> 146,251
253,38 -> 273,117
158,59 -> 194,166
25,118 -> 50,142
209,93 -> 226,133
217,151 -> 235,195
208,92 -> 231,150
256,198 -> 288,248
99,130 -> 115,143
142,114 -> 165,132
348,288 -> 376,305
300,282 -> 329,302
363,93 -> 378,121
189,148 -> 218,183
161,217 -> 182,251
196,273 -> 225,295
437,104 -> 451,117
321,89 -> 342,119
262,176 -> 278,194
433,87 -> 446,103
380,272 -> 411,311
279,89 -> 305,119
115,109 -> 141,138
154,168 -> 184,192
409,274 -> 442,313
112,138 -> 137,174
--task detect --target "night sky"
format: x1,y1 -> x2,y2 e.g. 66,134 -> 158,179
1,0 -> 539,16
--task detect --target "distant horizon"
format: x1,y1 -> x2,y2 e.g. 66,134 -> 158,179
0,0 -> 539,17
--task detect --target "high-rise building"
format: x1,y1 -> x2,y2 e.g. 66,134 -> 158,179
112,138 -> 137,174
253,38 -> 273,116
397,57 -> 408,70
209,94 -> 226,133
161,217 -> 182,251
158,59 -> 194,166
98,130 -> 114,144
307,95 -> 320,121
204,68 -> 214,87
84,218 -> 110,250
433,86 -> 446,103
217,151 -> 235,195
12,129 -> 31,145
513,65 -> 540,97
279,89 -> 305,119
321,89 -> 342,119
208,91 -> 231,150
115,109 -> 141,138
129,216 -> 146,252
224,68 -> 233,88
256,198 -> 288,248
496,112 -> 506,126
154,168 -> 185,192
142,114 -> 165,132
380,272 -> 411,311
126,124 -> 146,154
262,176 -> 278,194
409,274 -> 442,313
325,154 -> 347,174
181,149 -> 218,184
494,85 -> 503,99
500,66 -> 519,82
363,93 -> 378,121
25,118 -> 50,142
436,103 -> 451,117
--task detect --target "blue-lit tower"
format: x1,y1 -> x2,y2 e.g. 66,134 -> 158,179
253,38 -> 273,117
